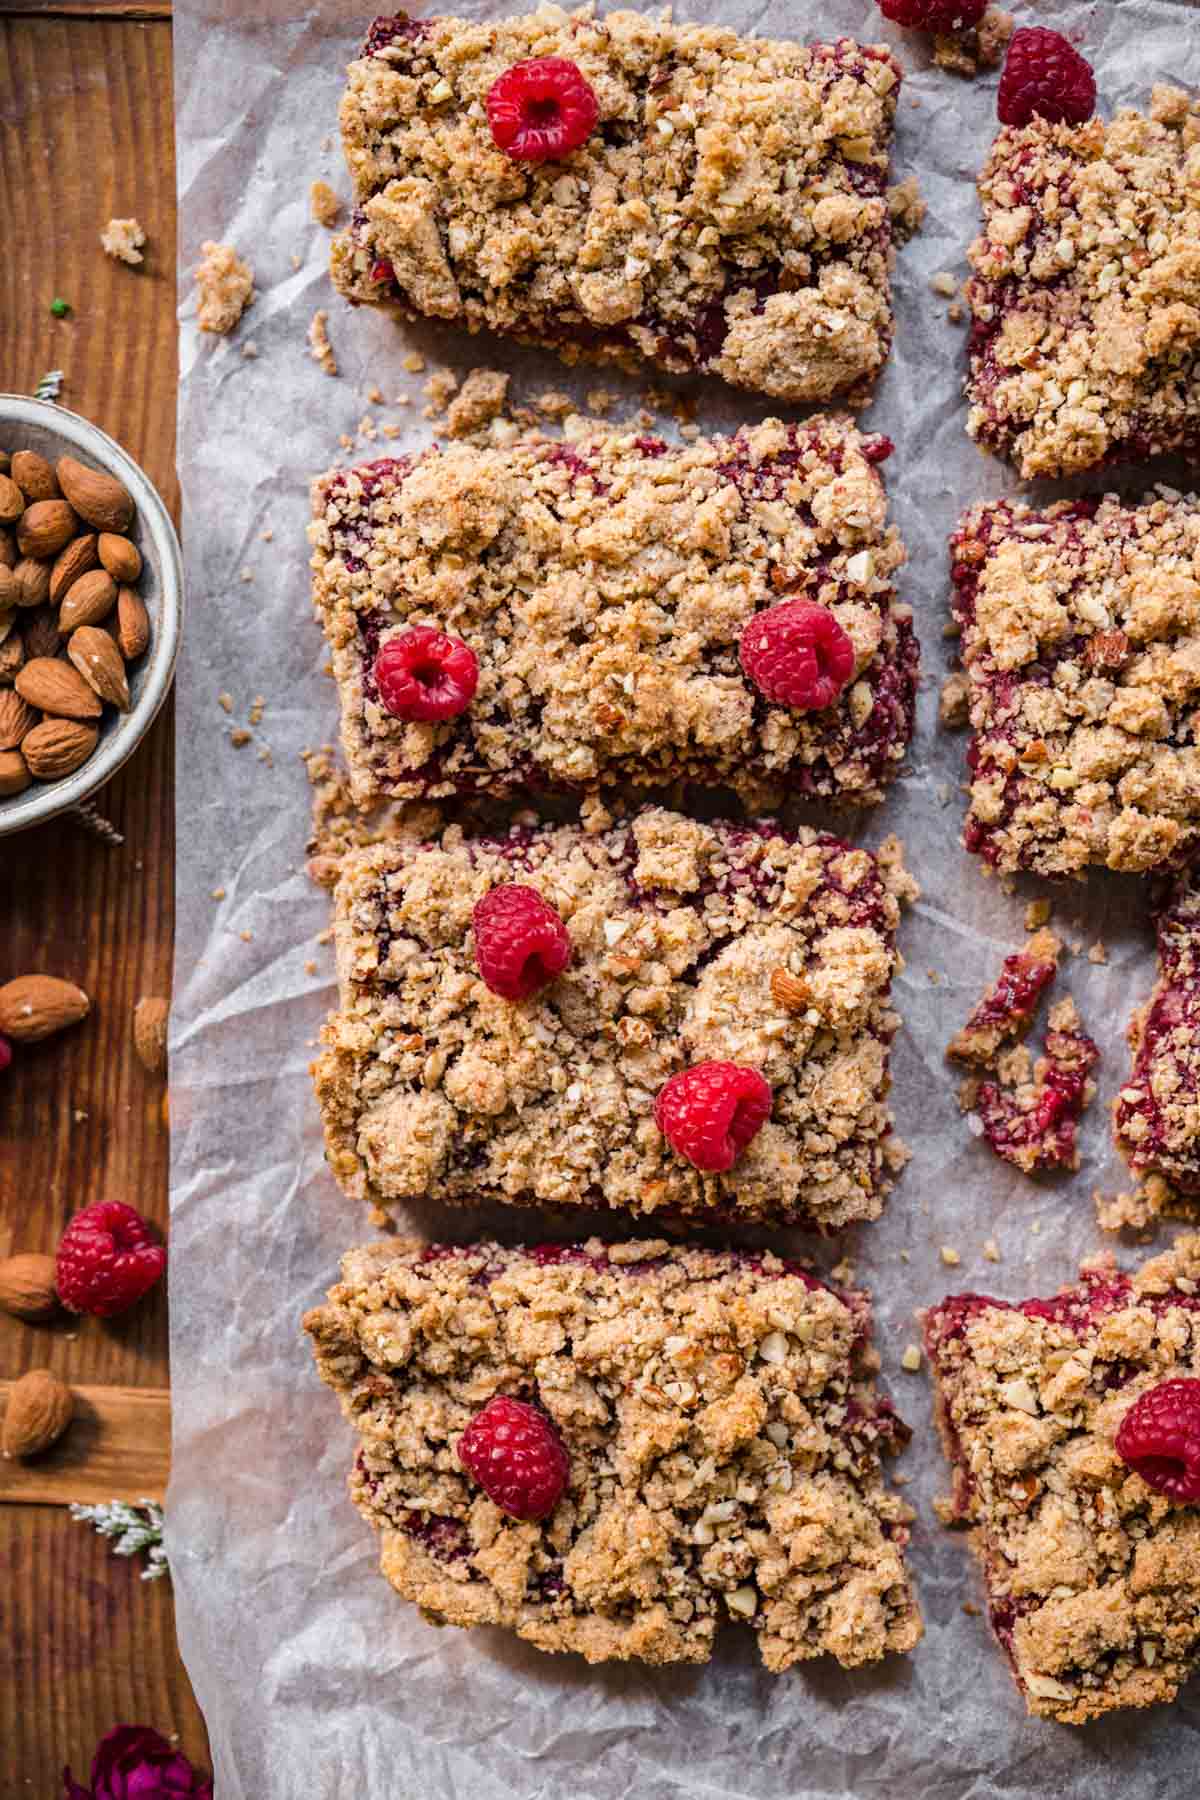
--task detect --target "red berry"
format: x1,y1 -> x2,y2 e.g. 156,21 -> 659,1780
740,600 -> 856,711
473,884 -> 571,1000
458,1394 -> 570,1520
55,1200 -> 166,1318
0,1035 -> 11,1073
1116,1378 -> 1200,1503
997,27 -> 1096,128
654,1061 -> 772,1173
374,627 -> 478,722
877,0 -> 986,30
487,57 -> 599,163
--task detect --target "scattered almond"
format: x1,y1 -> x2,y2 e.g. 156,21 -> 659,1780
49,532 -> 99,605
21,718 -> 99,779
16,498 -> 78,560
97,533 -> 142,584
60,568 -> 117,634
0,475 -> 24,526
0,528 -> 14,569
12,557 -> 51,609
2,1368 -> 74,1460
0,973 -> 90,1041
133,995 -> 169,1074
56,457 -> 134,533
0,1253 -> 60,1322
0,690 -> 37,749
0,565 -> 15,611
116,586 -> 150,660
0,634 -> 24,684
0,749 -> 30,795
68,626 -> 130,710
16,656 -> 103,721
21,607 -> 61,660
10,450 -> 59,502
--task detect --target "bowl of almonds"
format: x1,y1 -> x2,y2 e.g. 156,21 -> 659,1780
0,395 -> 182,835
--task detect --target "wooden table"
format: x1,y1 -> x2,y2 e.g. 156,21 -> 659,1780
0,0 -> 211,1785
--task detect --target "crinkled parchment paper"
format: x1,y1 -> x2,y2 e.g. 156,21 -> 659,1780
170,1 -> 1200,1791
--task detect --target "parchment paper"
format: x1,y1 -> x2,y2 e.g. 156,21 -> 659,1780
169,2 -> 1200,1791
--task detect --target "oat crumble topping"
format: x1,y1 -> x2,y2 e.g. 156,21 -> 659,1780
100,217 -> 146,266
304,1235 -> 921,1669
331,7 -> 903,405
925,1235 -> 1200,1722
310,415 -> 916,808
311,179 -> 342,227
195,240 -> 255,335
308,308 -> 339,375
931,5 -> 1013,79
965,90 -> 1200,478
951,491 -> 1200,878
314,808 -> 914,1231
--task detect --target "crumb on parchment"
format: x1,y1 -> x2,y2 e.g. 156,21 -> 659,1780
445,369 -> 509,438
939,671 -> 970,729
308,309 -> 338,376
933,6 -> 1014,76
887,176 -> 925,244
310,180 -> 341,228
100,217 -> 146,266
196,241 -> 254,334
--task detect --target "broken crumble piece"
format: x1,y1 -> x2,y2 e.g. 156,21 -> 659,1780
100,217 -> 146,266
331,10 -> 904,406
932,6 -> 1013,78
973,996 -> 1098,1175
950,491 -> 1200,878
195,241 -> 254,335
924,1234 -> 1200,1723
304,1236 -> 921,1670
314,808 -> 914,1232
948,928 -> 1060,1066
1114,870 -> 1200,1211
965,89 -> 1200,479
310,179 -> 341,227
307,309 -> 338,376
309,416 -> 917,809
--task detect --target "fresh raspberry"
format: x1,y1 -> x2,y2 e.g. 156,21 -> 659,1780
739,600 -> 856,711
1116,1379 -> 1200,1503
997,28 -> 1096,128
473,884 -> 571,1000
487,57 -> 599,163
55,1200 -> 166,1318
374,627 -> 478,722
457,1394 -> 570,1520
0,1035 -> 10,1073
877,0 -> 986,31
654,1061 -> 772,1173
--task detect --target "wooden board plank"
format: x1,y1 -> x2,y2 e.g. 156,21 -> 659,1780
0,1382 -> 170,1504
0,3 -> 171,17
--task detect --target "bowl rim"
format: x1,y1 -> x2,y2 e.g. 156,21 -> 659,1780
0,395 -> 183,838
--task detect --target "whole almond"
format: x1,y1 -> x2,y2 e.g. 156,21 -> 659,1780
10,450 -> 59,502
49,532 -> 99,605
97,533 -> 142,584
2,1368 -> 74,1460
16,657 -> 103,721
69,626 -> 129,710
0,973 -> 90,1040
0,528 -> 15,570
0,474 -> 23,525
0,749 -> 30,795
60,568 -> 117,634
22,607 -> 61,660
0,690 -> 36,749
17,499 -> 78,560
116,586 -> 150,660
21,718 -> 98,779
12,557 -> 51,609
0,1253 -> 60,1322
0,633 -> 24,684
133,995 -> 169,1074
56,457 -> 134,533
770,967 -> 810,1013
0,565 -> 15,611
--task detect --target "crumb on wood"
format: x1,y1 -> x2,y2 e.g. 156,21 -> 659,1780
100,217 -> 146,266
310,180 -> 341,228
196,241 -> 254,335
308,308 -> 338,376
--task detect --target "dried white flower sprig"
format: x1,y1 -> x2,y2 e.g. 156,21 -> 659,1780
69,1499 -> 168,1581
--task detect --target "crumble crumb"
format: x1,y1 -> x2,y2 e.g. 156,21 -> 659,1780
586,388 -> 617,416
307,309 -> 337,376
887,176 -> 925,246
930,271 -> 958,297
939,671 -> 970,729
310,180 -> 341,228
211,887 -> 226,901
948,299 -> 964,323
239,929 -> 253,943
982,1239 -> 1000,1262
1025,899 -> 1053,931
230,728 -> 252,748
240,567 -> 253,583
901,1344 -> 922,1372
240,341 -> 259,360
100,217 -> 146,266
249,697 -> 265,727
290,252 -> 302,271
195,240 -> 254,335
1094,1183 -> 1164,1234
445,368 -> 509,439
932,5 -> 1014,76
1088,941 -> 1108,965
402,352 -> 425,374
940,1247 -> 961,1267
217,693 -> 233,714
305,960 -> 319,977
423,369 -> 458,413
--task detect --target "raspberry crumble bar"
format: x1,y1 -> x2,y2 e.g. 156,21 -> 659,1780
1114,869 -> 1200,1204
331,9 -> 903,405
924,1235 -> 1200,1723
314,807 -> 915,1231
965,87 -> 1200,479
304,1236 -> 922,1669
950,490 -> 1200,878
310,417 -> 916,808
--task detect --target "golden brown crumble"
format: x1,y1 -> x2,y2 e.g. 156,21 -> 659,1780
931,5 -> 1013,78
304,1236 -> 921,1670
331,8 -> 903,405
313,808 -> 914,1232
100,217 -> 146,266
938,670 -> 970,729
310,179 -> 342,227
308,309 -> 338,375
195,240 -> 254,335
925,1235 -> 1200,1723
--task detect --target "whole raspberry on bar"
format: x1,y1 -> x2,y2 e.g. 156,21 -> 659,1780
55,1200 -> 166,1318
740,600 -> 855,712
997,27 -> 1096,128
457,1394 -> 570,1521
654,1061 -> 772,1173
374,626 -> 478,723
1116,1378 -> 1200,1503
877,0 -> 986,31
487,57 -> 599,163
473,884 -> 571,1001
